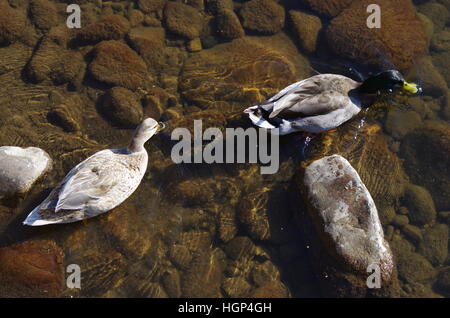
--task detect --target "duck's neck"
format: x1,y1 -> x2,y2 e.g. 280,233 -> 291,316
127,138 -> 146,153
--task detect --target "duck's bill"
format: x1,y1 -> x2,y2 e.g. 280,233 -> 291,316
156,122 -> 166,132
402,81 -> 421,94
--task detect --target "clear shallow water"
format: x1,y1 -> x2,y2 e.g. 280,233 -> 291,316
0,0 -> 448,298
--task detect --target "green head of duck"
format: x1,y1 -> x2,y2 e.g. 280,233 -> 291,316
358,70 -> 422,96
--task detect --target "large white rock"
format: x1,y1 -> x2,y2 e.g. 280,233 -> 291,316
302,155 -> 394,280
0,146 -> 52,199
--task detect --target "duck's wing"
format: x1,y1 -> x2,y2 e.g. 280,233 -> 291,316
267,74 -> 358,119
53,150 -> 125,212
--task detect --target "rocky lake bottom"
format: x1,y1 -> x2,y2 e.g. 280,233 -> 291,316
0,0 -> 449,298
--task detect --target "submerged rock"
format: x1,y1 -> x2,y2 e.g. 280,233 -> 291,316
302,0 -> 355,18
89,40 -> 149,90
100,87 -> 144,128
418,2 -> 450,31
400,122 -> 450,211
0,146 -> 52,199
179,34 -> 310,112
402,184 -> 437,226
206,0 -> 234,14
294,154 -> 398,297
216,9 -> 244,40
385,109 -> 422,140
0,240 -> 64,297
164,2 -> 203,40
239,0 -> 285,35
289,10 -> 322,54
405,56 -> 448,98
138,0 -> 167,13
436,268 -> 450,296
326,0 -> 428,71
0,2 -> 26,45
75,15 -> 131,45
27,27 -> 85,85
418,223 -> 449,266
29,0 -> 59,31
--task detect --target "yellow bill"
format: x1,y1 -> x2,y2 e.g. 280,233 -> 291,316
402,81 -> 420,94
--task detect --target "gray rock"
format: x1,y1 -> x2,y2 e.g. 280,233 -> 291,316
0,146 -> 52,199
296,155 -> 397,296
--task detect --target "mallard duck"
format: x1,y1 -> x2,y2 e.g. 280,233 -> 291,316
23,118 -> 165,226
244,70 -> 421,135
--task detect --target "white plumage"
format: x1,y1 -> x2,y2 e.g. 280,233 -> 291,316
23,118 -> 163,226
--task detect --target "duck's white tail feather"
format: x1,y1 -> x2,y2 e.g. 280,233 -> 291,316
22,206 -> 59,226
244,105 -> 276,129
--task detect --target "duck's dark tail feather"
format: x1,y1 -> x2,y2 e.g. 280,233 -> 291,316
244,105 -> 283,129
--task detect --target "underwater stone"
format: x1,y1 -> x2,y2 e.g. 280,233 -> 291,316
180,34 -> 310,112
289,10 -> 322,54
301,0 -> 354,18
138,0 -> 167,13
379,206 -> 396,226
326,0 -> 428,71
161,269 -> 181,298
432,51 -> 450,86
168,244 -> 192,270
417,13 -> 434,44
251,260 -> 280,287
392,214 -> 409,228
395,249 -> 436,284
224,236 -> 256,261
127,9 -> 145,27
431,30 -> 450,52
400,122 -> 450,211
186,38 -> 202,52
0,2 -> 25,45
418,2 -> 450,30
294,154 -> 398,297
385,109 -> 422,140
251,281 -> 289,298
126,27 -> 166,74
164,2 -> 203,40
180,249 -> 222,297
75,15 -> 130,45
402,224 -> 423,245
405,56 -> 448,98
100,87 -> 144,128
27,31 -> 85,85
436,268 -> 450,295
402,184 -> 437,226
222,277 -> 252,298
0,240 -> 64,297
0,146 -> 52,199
418,223 -> 449,266
89,40 -> 148,90
215,9 -> 244,40
239,0 -> 285,35
217,207 -> 238,243
29,0 -> 59,31
206,0 -> 234,14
